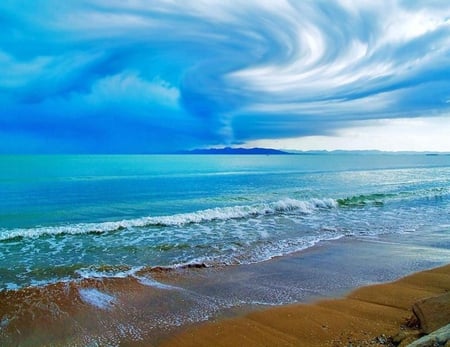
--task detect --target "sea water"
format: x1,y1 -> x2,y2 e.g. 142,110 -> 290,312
0,153 -> 449,290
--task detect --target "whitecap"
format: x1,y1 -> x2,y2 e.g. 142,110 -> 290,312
0,197 -> 338,241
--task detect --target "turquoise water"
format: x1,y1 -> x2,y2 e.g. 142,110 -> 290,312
0,154 -> 449,289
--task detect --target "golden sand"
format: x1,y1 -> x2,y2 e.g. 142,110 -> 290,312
161,264 -> 450,347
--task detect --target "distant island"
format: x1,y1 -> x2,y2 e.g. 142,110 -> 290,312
173,148 -> 450,156
177,147 -> 291,155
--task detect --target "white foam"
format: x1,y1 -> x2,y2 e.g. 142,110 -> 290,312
79,288 -> 116,310
76,266 -> 180,291
136,276 -> 179,290
272,197 -> 337,212
0,198 -> 338,241
187,233 -> 346,268
4,283 -> 19,291
76,266 -> 141,279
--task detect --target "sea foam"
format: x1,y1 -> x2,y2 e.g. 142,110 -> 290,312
78,288 -> 116,310
0,198 -> 337,241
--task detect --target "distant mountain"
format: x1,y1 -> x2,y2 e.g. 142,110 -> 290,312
178,147 -> 291,155
287,150 -> 450,155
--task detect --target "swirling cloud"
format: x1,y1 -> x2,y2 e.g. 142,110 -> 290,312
0,0 -> 449,152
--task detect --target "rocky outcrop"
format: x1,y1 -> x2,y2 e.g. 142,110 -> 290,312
392,330 -> 422,347
406,323 -> 450,347
412,293 -> 450,334
390,292 -> 450,347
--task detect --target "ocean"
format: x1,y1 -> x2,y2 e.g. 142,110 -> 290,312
1,153 -> 449,344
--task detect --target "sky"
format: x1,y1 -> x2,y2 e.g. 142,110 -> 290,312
1,0 -> 450,153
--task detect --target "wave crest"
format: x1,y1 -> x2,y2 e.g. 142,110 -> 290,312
0,198 -> 337,241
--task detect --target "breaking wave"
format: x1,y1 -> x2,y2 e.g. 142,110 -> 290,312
0,198 -> 337,241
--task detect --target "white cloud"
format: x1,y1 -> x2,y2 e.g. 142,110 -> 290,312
84,72 -> 180,108
244,116 -> 450,152
380,5 -> 450,44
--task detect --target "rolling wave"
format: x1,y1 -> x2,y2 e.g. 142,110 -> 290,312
0,198 -> 337,241
2,186 -> 445,242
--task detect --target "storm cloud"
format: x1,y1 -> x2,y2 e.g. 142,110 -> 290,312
1,0 -> 450,152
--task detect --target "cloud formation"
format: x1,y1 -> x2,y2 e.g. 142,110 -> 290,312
1,0 -> 450,152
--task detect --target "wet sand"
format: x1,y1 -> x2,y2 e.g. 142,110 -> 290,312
1,235 -> 449,346
162,264 -> 450,347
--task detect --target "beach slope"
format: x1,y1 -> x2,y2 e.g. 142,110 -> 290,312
162,264 -> 450,347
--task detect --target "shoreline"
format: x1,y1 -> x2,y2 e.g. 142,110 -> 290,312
1,234 -> 449,346
161,263 -> 450,347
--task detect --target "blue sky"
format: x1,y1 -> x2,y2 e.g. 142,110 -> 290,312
1,0 -> 450,153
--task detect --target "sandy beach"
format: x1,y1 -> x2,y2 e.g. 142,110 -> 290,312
1,235 -> 449,346
161,264 -> 450,347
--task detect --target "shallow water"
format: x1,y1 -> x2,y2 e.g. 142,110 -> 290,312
1,154 -> 449,289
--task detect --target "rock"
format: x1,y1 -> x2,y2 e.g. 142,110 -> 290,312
406,323 -> 450,347
376,334 -> 388,344
404,315 -> 421,330
393,330 -> 421,345
412,292 -> 450,334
